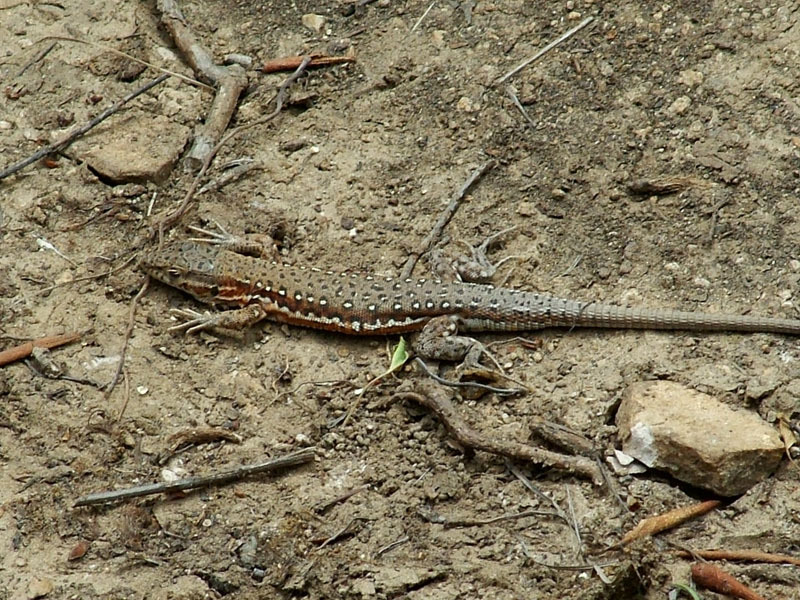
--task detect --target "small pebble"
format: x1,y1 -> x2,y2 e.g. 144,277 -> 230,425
667,95 -> 692,115
301,13 -> 326,33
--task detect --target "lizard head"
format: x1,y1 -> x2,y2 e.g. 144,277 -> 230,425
140,241 -> 222,300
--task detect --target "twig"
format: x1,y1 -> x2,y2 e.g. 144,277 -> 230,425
528,416 -> 598,457
153,57 -> 312,238
117,367 -> 131,421
167,427 -> 242,453
506,461 -> 569,522
16,41 -> 56,77
676,548 -> 800,567
413,356 -> 521,395
0,332 -> 80,367
103,277 -> 149,401
199,158 -> 259,194
418,507 -> 556,528
615,500 -> 722,548
375,535 -> 409,557
392,382 -> 604,484
314,484 -> 369,514
691,563 -> 766,600
496,16 -> 594,85
627,176 -> 706,196
410,1 -> 436,33
565,488 -> 583,551
262,54 -> 355,73
707,197 -> 730,245
506,85 -> 536,128
157,0 -> 248,170
73,447 -> 316,507
401,160 -> 495,278
526,556 -> 619,571
0,74 -> 170,181
39,35 -> 211,89
32,254 -> 138,298
316,518 -> 364,548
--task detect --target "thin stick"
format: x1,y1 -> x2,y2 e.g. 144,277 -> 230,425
419,507 -> 556,528
16,41 -> 56,77
104,277 -> 149,401
401,160 -> 495,278
314,484 -> 369,514
692,563 -> 766,600
676,548 -> 800,567
410,1 -> 436,33
506,461 -> 569,522
39,35 -> 211,89
262,54 -> 355,73
0,74 -> 170,181
506,85 -> 536,128
615,500 -> 722,548
496,16 -> 594,85
32,254 -> 138,298
413,356 -> 521,395
707,197 -> 730,245
0,332 -> 80,367
73,447 -> 316,507
375,535 -> 409,557
393,383 -> 604,484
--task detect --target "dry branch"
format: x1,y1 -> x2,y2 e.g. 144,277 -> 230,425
401,160 -> 495,279
74,447 -> 316,507
677,548 -> 800,567
157,0 -> 248,170
393,382 -> 604,484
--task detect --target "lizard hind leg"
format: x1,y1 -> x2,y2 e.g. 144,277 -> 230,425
414,315 -> 506,373
452,225 -> 520,284
415,315 -> 516,396
415,315 -> 482,362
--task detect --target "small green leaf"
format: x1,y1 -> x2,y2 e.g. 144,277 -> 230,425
389,337 -> 409,372
671,582 -> 702,600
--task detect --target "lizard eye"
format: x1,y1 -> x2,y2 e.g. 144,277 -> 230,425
167,268 -> 181,277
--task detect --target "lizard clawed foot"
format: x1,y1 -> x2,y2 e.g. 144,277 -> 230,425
168,308 -> 229,335
168,304 -> 268,337
452,225 -> 520,284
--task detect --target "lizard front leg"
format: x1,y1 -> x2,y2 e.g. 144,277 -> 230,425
187,222 -> 280,261
169,304 -> 270,336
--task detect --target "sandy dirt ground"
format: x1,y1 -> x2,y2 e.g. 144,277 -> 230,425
2,1 -> 800,598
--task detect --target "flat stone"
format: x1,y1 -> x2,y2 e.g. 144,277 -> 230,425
616,380 -> 783,496
72,112 -> 190,184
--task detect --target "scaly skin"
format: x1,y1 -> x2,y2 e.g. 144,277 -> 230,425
140,240 -> 800,336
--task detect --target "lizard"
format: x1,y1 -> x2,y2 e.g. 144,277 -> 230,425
139,234 -> 800,360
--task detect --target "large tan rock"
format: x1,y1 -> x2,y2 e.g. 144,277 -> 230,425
616,381 -> 783,496
72,112 -> 190,183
